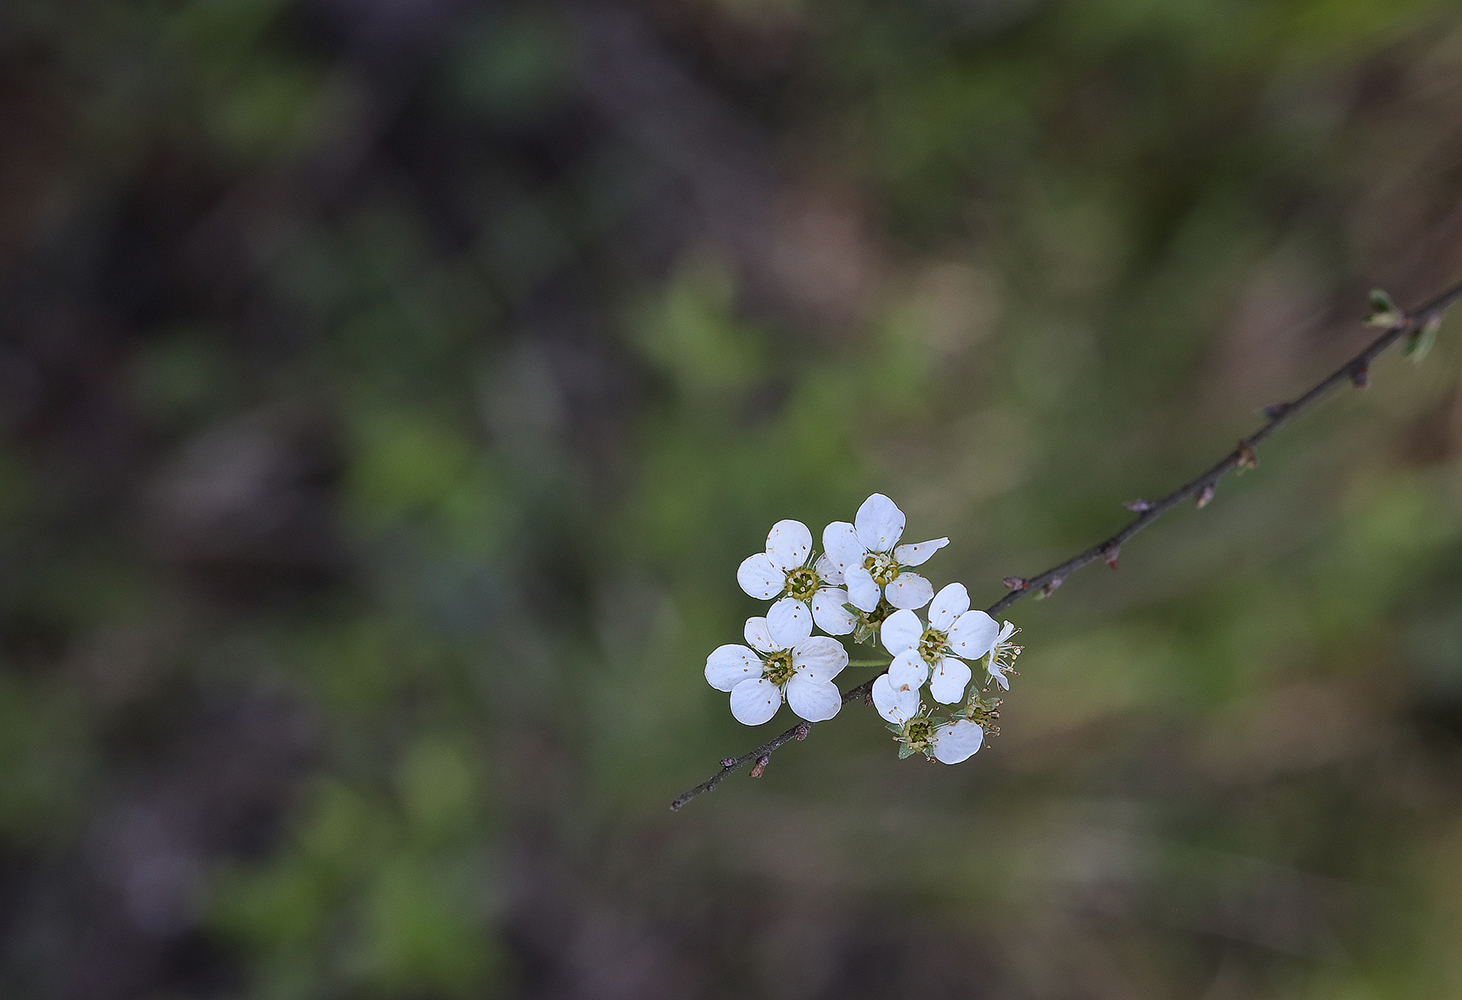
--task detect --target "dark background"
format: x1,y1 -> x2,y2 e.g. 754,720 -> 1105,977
2,0 -> 1462,997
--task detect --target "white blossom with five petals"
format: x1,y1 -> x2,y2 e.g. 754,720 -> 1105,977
881,582 -> 1000,704
704,597 -> 849,725
869,678 -> 984,763
822,494 -> 946,616
736,519 -> 856,635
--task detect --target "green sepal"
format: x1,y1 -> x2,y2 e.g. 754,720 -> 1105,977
898,744 -> 917,759
886,722 -> 903,734
1405,315 -> 1440,363
1366,288 -> 1402,327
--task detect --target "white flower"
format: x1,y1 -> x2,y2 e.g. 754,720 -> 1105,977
880,582 -> 1000,705
931,719 -> 984,764
871,690 -> 983,763
822,494 -> 946,615
983,621 -> 1022,691
736,518 -> 857,635
704,597 -> 848,725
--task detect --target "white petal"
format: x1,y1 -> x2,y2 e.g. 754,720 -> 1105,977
932,719 -> 984,764
736,552 -> 783,600
885,572 -> 934,610
881,609 -> 923,655
705,645 -> 762,692
872,674 -> 918,724
886,650 -> 928,691
811,588 -> 855,635
854,493 -> 905,552
730,677 -> 782,725
998,620 -> 1016,643
991,671 -> 1010,691
844,567 -> 880,613
893,537 -> 948,567
822,521 -> 864,575
928,582 -> 971,631
744,617 -> 778,653
814,552 -> 844,587
766,596 -> 813,648
785,675 -> 841,722
791,636 -> 848,683
766,519 -> 812,571
929,657 -> 972,704
949,610 -> 1000,660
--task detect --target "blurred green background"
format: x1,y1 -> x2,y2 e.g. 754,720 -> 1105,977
2,0 -> 1462,997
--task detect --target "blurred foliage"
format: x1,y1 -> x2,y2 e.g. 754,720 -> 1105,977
2,0 -> 1462,997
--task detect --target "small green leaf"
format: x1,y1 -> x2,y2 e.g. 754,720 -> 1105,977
1405,315 -> 1440,363
1366,288 -> 1402,327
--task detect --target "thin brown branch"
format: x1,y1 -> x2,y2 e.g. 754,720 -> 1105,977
671,280 -> 1462,811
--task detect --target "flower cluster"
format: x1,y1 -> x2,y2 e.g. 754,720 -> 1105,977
704,493 -> 1026,764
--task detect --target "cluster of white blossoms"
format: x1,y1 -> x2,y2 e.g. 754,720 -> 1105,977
704,493 -> 1024,764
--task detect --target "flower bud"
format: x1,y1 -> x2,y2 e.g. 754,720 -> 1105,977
1102,543 -> 1120,570
1001,576 -> 1028,590
1195,484 -> 1214,509
1236,441 -> 1258,472
1123,499 -> 1152,512
1351,364 -> 1369,389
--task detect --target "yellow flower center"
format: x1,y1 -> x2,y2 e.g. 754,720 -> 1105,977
784,566 -> 821,603
903,717 -> 935,753
917,626 -> 949,664
763,651 -> 795,686
864,551 -> 900,586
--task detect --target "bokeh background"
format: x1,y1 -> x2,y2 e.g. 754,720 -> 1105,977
3,0 -> 1462,997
